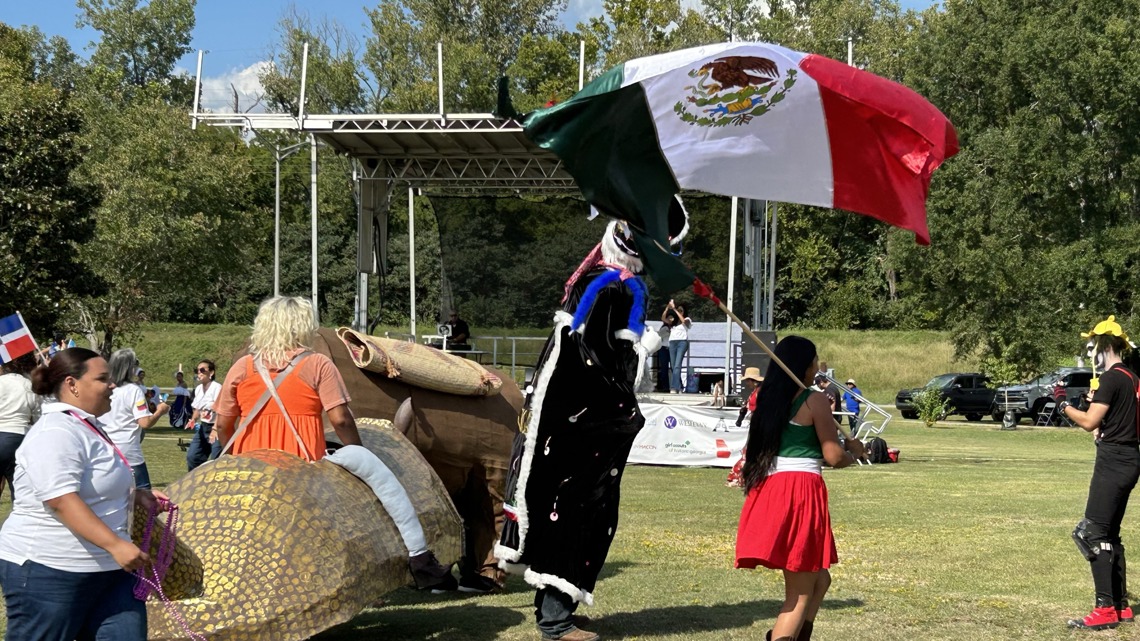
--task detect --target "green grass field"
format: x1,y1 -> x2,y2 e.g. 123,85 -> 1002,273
2,414 -> 1135,640
129,324 -> 974,403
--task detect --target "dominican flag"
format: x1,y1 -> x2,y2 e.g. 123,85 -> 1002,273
521,42 -> 959,292
0,313 -> 36,364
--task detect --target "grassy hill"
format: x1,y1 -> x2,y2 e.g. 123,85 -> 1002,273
126,323 -> 973,404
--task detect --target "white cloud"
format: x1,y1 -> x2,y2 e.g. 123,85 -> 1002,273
197,61 -> 271,113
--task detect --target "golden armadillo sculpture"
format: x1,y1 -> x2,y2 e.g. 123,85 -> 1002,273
136,419 -> 462,641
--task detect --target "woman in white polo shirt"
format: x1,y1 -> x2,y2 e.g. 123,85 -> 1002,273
99,348 -> 169,489
0,348 -> 167,640
0,353 -> 39,500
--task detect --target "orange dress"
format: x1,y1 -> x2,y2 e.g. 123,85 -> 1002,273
228,355 -> 329,461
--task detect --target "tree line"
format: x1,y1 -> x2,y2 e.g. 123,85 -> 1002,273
2,0 -> 1139,378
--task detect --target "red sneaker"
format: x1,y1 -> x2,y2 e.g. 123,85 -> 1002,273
1118,606 -> 1134,622
1068,606 -> 1120,630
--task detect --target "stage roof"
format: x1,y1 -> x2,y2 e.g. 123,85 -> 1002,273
192,112 -> 579,196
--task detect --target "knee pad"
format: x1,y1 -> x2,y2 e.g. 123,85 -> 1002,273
1074,519 -> 1114,562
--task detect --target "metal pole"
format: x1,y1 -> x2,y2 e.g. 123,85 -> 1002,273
578,40 -> 586,91
298,42 -> 309,122
274,148 -> 281,297
310,133 -> 319,324
191,50 -> 204,129
848,36 -> 854,66
724,197 -> 738,396
437,42 -> 444,121
408,187 -> 417,341
767,203 -> 778,329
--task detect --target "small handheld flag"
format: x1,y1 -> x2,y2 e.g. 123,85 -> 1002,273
0,313 -> 37,364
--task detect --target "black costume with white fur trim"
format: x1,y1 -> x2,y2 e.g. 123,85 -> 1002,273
496,218 -> 668,605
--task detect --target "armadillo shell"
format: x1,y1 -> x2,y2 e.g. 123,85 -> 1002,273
139,419 -> 462,641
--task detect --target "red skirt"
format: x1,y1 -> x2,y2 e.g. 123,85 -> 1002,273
735,471 -> 837,572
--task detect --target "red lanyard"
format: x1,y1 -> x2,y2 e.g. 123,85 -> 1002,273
67,410 -> 132,471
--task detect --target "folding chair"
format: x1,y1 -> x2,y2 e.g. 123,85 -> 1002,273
1035,402 -> 1056,426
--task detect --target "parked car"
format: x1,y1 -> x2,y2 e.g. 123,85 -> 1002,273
895,373 -> 996,421
992,367 -> 1093,423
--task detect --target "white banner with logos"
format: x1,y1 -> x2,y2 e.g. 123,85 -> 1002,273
629,402 -> 749,468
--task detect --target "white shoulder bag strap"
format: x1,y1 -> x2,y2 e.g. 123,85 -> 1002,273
220,352 -> 314,460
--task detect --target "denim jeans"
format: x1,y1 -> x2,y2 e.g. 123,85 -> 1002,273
130,462 -> 152,490
186,422 -> 217,471
0,559 -> 146,641
668,339 -> 689,392
0,432 -> 25,499
534,586 -> 579,638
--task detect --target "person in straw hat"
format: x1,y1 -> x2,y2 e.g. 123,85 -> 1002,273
736,366 -> 764,427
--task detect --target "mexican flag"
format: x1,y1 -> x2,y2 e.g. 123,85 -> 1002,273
523,42 -> 959,292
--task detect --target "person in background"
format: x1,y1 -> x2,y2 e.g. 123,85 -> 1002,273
136,368 -> 160,413
816,375 -> 839,419
168,370 -> 193,430
446,310 -> 471,350
736,367 -> 764,427
0,348 -> 168,640
661,299 -> 692,393
100,349 -> 169,489
736,336 -> 865,641
187,359 -> 221,470
655,321 -> 671,393
0,354 -> 40,500
711,379 -> 726,409
45,332 -> 75,362
842,379 -> 863,435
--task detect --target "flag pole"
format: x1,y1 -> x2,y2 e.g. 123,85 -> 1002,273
17,312 -> 47,366
691,279 -> 857,441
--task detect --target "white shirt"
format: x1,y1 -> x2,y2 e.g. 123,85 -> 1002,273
98,384 -> 152,466
0,402 -> 135,572
193,381 -> 221,424
669,319 -> 691,342
0,373 -> 39,435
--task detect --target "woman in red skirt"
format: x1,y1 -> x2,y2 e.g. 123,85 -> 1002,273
735,336 -> 865,641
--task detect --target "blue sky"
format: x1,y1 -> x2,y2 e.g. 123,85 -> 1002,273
3,0 -> 938,110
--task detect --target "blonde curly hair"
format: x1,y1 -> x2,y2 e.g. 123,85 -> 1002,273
249,296 -> 316,366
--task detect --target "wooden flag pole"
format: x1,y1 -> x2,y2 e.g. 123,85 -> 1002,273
692,279 -> 858,441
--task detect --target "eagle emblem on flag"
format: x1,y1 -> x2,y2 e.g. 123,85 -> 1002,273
674,56 -> 797,127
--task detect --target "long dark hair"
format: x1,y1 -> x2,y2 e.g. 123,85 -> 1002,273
741,336 -> 817,493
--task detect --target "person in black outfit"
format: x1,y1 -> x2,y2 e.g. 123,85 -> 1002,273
1061,318 -> 1140,631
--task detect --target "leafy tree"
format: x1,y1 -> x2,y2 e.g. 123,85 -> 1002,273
77,0 -> 195,94
72,98 -> 259,352
260,12 -> 367,114
892,0 -> 1140,373
0,23 -> 101,336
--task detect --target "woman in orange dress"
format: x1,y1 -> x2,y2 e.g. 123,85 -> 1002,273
213,296 -> 361,459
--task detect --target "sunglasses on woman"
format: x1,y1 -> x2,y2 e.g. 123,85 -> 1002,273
197,367 -> 211,374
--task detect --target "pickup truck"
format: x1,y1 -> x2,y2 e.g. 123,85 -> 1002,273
992,367 -> 1093,423
895,373 -> 997,422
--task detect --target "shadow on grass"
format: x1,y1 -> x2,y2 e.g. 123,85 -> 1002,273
314,602 -> 527,640
595,598 -> 864,639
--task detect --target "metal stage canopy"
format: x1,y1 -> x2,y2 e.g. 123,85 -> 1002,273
191,108 -> 582,335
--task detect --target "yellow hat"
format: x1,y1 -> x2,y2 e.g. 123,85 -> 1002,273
1081,315 -> 1130,342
